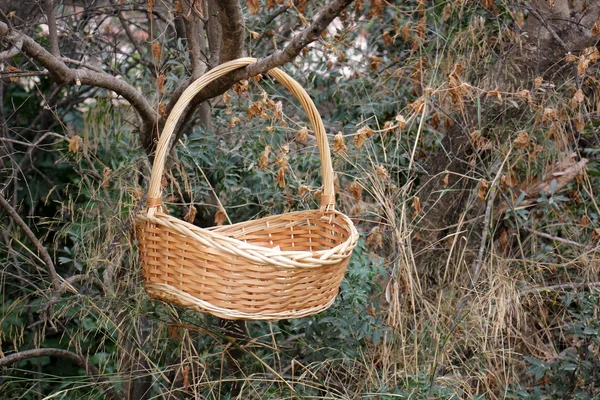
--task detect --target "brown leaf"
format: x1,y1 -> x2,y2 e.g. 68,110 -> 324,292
375,165 -> 389,180
413,196 -> 421,215
184,205 -> 197,223
258,145 -> 271,169
102,167 -> 111,188
295,127 -> 309,143
214,208 -> 227,226
276,166 -> 287,188
395,114 -> 407,131
229,115 -> 240,128
68,135 -> 82,153
247,0 -> 260,14
593,20 -> 600,36
431,112 -> 440,130
366,226 -> 383,249
368,0 -> 385,18
478,179 -> 489,201
532,153 -> 588,196
401,23 -> 411,41
443,173 -> 449,188
298,185 -> 310,197
517,89 -> 531,100
443,3 -> 452,21
158,102 -> 167,119
514,131 -> 530,148
581,215 -> 591,228
408,97 -> 425,113
156,74 -> 166,94
151,42 -> 161,60
349,181 -> 362,201
354,130 -> 369,149
382,31 -> 394,45
571,88 -> 585,108
222,91 -> 231,105
487,90 -> 502,102
233,80 -> 249,94
534,77 -> 543,88
565,52 -> 578,63
369,55 -> 383,72
247,101 -> 263,119
333,132 -> 348,153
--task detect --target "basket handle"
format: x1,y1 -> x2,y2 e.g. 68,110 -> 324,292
146,57 -> 335,213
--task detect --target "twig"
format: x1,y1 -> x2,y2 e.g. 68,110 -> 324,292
520,282 -> 600,295
525,4 -> 570,52
0,69 -> 49,78
0,348 -> 122,400
521,226 -> 585,248
0,193 -> 60,292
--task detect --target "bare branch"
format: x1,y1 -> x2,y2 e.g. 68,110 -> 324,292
521,226 -> 585,248
0,37 -> 22,61
0,20 -> 158,149
0,348 -> 122,400
0,193 -> 60,292
43,0 -> 60,56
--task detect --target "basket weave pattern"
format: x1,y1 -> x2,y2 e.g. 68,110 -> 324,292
135,58 -> 358,320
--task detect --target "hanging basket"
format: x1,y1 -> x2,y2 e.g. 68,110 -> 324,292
135,58 -> 359,320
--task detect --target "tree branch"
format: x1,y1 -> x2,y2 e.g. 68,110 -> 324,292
43,0 -> 60,56
215,0 -> 245,63
0,20 -> 158,151
171,0 -> 353,144
0,193 -> 60,292
0,348 -> 122,400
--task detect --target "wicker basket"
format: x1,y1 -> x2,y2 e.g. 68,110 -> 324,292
135,58 -> 359,320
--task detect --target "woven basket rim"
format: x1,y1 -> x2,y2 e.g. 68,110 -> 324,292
136,208 -> 357,267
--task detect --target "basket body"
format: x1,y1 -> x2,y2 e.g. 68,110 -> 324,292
137,210 -> 356,320
135,58 -> 358,320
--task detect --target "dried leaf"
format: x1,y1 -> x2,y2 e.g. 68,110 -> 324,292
413,196 -> 421,215
408,97 -> 425,113
354,132 -> 368,149
158,102 -> 167,119
275,152 -> 288,168
233,80 -> 249,94
443,3 -> 452,21
247,0 -> 260,14
368,0 -> 385,18
366,226 -> 383,248
375,165 -> 389,180
298,185 -> 310,197
184,205 -> 197,223
369,55 -> 383,72
487,90 -> 502,102
349,181 -> 362,201
247,101 -> 263,119
68,135 -> 82,153
222,91 -> 231,105
514,131 -> 530,148
581,215 -> 591,228
478,179 -> 489,201
565,52 -> 578,63
395,114 -> 407,131
382,31 -> 394,45
151,42 -> 161,60
571,88 -> 585,108
431,112 -> 440,130
156,74 -> 166,94
517,89 -> 531,99
214,208 -> 226,226
229,115 -> 240,128
534,77 -> 543,88
401,23 -> 411,41
533,153 -> 588,196
333,132 -> 348,153
593,20 -> 600,36
443,173 -> 449,188
102,167 -> 111,188
258,145 -> 271,169
295,127 -> 309,143
276,166 -> 287,188
249,30 -> 260,39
